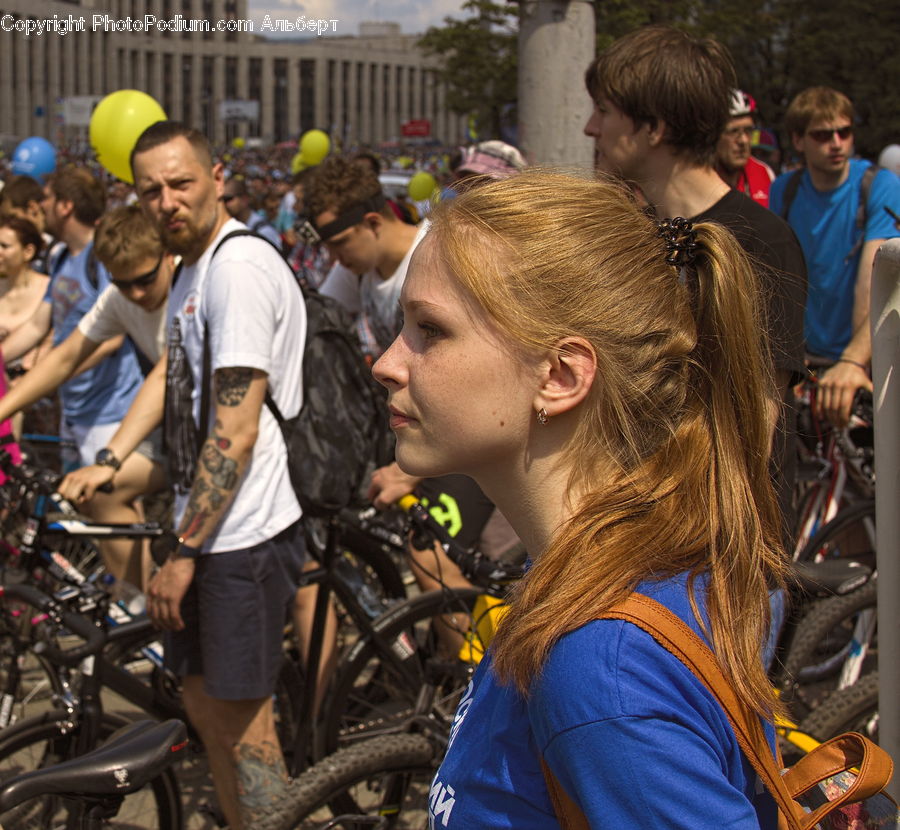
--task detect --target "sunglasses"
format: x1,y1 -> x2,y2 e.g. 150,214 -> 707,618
112,254 -> 164,291
806,126 -> 853,143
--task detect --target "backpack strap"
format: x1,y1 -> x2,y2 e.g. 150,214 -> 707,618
845,164 -> 882,262
196,228 -> 294,446
779,169 -> 805,222
540,593 -> 894,830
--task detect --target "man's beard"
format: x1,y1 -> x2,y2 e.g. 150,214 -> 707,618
159,213 -> 215,257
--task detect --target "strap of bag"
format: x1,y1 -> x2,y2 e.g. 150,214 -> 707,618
196,229 -> 290,451
540,757 -> 589,830
780,169 -> 804,222
540,593 -> 894,830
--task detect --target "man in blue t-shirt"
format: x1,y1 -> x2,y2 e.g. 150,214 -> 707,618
1,166 -> 146,585
770,86 -> 900,425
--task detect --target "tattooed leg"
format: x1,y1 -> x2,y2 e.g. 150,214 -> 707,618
235,739 -> 289,822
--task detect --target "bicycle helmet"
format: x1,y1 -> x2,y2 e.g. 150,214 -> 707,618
728,90 -> 757,119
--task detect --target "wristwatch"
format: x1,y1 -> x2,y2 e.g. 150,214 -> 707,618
95,447 -> 122,471
152,531 -> 203,563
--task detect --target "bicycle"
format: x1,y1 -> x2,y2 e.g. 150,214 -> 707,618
791,380 -> 874,559
0,582 -> 185,829
0,718 -> 188,829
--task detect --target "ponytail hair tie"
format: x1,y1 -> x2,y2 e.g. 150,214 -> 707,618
656,217 -> 698,268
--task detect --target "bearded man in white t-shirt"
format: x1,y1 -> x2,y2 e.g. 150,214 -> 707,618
63,122 -> 307,830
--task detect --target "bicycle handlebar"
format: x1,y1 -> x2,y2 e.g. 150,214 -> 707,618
396,494 -> 525,585
0,582 -> 105,666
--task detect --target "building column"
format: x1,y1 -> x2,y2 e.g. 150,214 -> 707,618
287,57 -> 300,140
212,54 -> 225,144
236,54 -> 250,138
0,28 -> 13,137
313,55 -> 327,131
30,21 -> 47,137
172,51 -> 184,121
361,62 -> 372,146
373,62 -> 385,144
260,54 -> 274,141
191,50 -> 202,132
15,29 -> 30,136
346,61 -> 359,146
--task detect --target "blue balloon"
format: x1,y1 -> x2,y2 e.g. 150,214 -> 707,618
11,137 -> 57,182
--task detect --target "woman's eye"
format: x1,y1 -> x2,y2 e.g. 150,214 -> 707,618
418,322 -> 441,339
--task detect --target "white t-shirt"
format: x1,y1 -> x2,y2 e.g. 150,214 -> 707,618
320,221 -> 428,355
77,284 -> 167,363
167,218 -> 306,552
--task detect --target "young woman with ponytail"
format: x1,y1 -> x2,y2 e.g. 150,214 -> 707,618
374,169 -> 788,829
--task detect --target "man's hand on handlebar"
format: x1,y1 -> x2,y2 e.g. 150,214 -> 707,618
57,464 -> 116,504
818,361 -> 873,428
367,462 -> 423,510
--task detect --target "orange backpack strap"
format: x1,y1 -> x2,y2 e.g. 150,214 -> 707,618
540,758 -> 590,830
539,593 -> 895,830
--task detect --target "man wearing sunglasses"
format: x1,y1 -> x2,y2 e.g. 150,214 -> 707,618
0,204 -> 173,588
770,86 -> 900,426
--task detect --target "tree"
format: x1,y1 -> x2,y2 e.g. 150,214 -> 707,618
418,1 -> 518,140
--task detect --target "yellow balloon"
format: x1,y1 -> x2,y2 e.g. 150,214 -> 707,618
232,136 -> 246,149
408,171 -> 437,202
299,130 -> 330,165
291,152 -> 307,174
90,90 -> 166,183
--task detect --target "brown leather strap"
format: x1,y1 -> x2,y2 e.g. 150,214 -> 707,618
540,758 -> 590,830
539,593 -> 894,830
596,594 -> 806,828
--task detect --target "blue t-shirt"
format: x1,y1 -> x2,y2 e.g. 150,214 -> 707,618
429,574 -> 777,829
47,243 -> 142,425
769,159 -> 900,359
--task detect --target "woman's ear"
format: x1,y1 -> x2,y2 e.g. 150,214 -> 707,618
22,243 -> 37,264
533,337 -> 597,418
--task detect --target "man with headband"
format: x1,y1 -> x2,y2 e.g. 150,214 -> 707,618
309,156 -> 425,362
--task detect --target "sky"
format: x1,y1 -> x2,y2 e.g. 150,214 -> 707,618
246,0 -> 470,37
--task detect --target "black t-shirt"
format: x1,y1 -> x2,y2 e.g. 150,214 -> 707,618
692,189 -> 808,545
692,188 -> 807,380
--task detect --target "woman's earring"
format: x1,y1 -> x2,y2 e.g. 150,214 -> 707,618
537,407 -> 548,426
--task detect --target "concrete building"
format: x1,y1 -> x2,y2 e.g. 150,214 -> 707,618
0,0 -> 462,147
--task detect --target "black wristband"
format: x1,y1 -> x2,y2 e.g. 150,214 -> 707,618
836,357 -> 868,372
173,536 -> 203,560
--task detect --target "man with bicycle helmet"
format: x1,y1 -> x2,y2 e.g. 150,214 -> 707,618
715,89 -> 776,207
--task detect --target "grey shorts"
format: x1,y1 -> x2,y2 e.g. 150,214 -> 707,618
164,519 -> 306,700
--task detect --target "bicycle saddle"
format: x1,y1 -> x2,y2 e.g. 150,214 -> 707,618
0,719 -> 187,810
792,558 -> 872,596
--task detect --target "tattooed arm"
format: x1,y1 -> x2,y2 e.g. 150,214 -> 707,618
147,365 -> 268,631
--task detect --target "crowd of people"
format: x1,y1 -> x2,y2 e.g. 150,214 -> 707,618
1,22 -> 899,830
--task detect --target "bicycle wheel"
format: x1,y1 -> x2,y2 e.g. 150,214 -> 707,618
794,499 -> 876,568
800,672 -> 879,744
778,578 -> 878,714
257,733 -> 435,830
0,709 -> 183,829
319,588 -> 483,759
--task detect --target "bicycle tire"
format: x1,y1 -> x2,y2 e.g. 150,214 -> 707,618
319,587 -> 483,759
778,578 -> 878,711
334,519 -> 407,603
794,499 -> 876,567
257,733 -> 435,830
0,709 -> 183,829
800,672 -> 880,744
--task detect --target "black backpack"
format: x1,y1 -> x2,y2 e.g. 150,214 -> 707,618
197,230 -> 394,517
